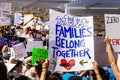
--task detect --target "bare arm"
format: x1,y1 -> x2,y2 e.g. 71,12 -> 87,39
104,37 -> 120,80
79,70 -> 88,78
40,59 -> 49,80
92,61 -> 102,80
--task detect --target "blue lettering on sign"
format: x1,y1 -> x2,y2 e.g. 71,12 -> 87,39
55,36 -> 85,48
56,24 -> 92,38
52,47 -> 91,59
54,15 -> 93,60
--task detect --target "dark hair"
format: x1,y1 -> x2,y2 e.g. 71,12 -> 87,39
10,60 -> 23,72
14,60 -> 23,68
92,66 -> 110,80
34,60 -> 44,77
99,67 -> 109,80
68,76 -> 81,80
15,75 -> 31,80
48,72 -> 62,80
0,61 -> 8,80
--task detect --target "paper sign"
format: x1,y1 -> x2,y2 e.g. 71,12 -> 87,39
14,13 -> 23,26
49,9 -> 94,72
0,17 -> 11,25
26,41 -> 44,52
32,48 -> 48,65
1,2 -> 11,17
12,43 -> 27,59
105,14 -> 120,52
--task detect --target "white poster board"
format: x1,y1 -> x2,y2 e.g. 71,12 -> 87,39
26,41 -> 44,52
14,13 -> 23,26
105,14 -> 120,52
15,29 -> 26,38
49,9 -> 94,72
12,43 -> 27,59
0,17 -> 10,25
105,14 -> 120,70
1,2 -> 11,17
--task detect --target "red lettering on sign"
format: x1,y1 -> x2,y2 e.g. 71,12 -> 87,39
110,39 -> 120,45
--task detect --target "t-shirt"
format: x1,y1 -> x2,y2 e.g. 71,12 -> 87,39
62,72 -> 78,80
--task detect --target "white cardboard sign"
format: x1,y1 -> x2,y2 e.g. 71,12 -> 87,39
49,9 -> 94,72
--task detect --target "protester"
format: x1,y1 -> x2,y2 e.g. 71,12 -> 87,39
0,61 -> 9,80
0,30 -> 8,51
25,30 -> 34,41
1,45 -> 10,60
8,60 -> 26,79
25,59 -> 49,80
92,61 -> 103,80
25,66 -> 36,80
104,37 -> 120,80
48,72 -> 62,80
68,76 -> 82,80
41,59 -> 49,80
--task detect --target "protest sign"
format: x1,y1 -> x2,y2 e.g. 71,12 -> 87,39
105,14 -> 120,71
12,43 -> 27,59
14,13 -> 23,26
0,2 -> 11,25
32,48 -> 48,65
26,41 -> 44,52
105,14 -> 120,52
0,17 -> 11,25
49,9 -> 94,72
10,48 -> 15,58
1,2 -> 11,17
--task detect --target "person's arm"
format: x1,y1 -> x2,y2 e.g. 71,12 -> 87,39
92,61 -> 102,80
79,70 -> 89,78
40,59 -> 49,80
104,37 -> 120,80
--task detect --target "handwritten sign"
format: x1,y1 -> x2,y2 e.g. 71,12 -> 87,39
49,9 -> 94,72
1,2 -> 11,17
0,17 -> 11,25
26,41 -> 44,52
32,48 -> 48,65
14,13 -> 23,26
105,14 -> 120,52
12,43 -> 27,59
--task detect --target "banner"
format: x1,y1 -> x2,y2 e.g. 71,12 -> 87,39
105,14 -> 120,52
12,43 -> 27,59
49,9 -> 94,72
32,48 -> 48,65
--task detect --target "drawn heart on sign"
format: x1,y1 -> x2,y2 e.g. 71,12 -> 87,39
60,59 -> 75,70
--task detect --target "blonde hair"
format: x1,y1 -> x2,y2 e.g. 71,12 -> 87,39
1,45 -> 9,53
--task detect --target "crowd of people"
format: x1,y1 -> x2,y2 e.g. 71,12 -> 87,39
0,25 -> 119,80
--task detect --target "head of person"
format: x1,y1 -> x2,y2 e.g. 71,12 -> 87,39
68,76 -> 82,80
1,45 -> 9,53
15,75 -> 31,80
92,66 -> 109,80
2,45 -> 10,60
48,72 -> 62,80
10,60 -> 23,73
99,67 -> 109,80
0,61 -> 8,80
25,60 -> 32,70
